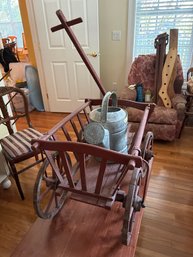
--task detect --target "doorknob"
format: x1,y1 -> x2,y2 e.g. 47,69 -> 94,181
87,51 -> 98,57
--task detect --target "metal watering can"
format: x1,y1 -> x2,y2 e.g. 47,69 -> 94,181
84,91 -> 128,153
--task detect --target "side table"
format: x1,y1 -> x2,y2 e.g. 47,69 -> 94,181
184,90 -> 193,126
0,70 -> 12,189
180,67 -> 193,132
0,126 -> 12,189
0,147 -> 12,189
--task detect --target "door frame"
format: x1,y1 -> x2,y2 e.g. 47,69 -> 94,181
26,0 -> 50,111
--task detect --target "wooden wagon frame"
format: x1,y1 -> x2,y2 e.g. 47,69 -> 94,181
32,10 -> 155,253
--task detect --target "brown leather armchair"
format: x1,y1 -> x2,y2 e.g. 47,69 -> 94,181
120,54 -> 186,141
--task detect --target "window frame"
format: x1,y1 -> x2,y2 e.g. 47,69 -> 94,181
126,0 -> 193,79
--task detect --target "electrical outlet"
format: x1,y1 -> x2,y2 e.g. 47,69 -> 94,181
112,31 -> 121,41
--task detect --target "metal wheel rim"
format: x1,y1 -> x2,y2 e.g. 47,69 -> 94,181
126,171 -> 143,234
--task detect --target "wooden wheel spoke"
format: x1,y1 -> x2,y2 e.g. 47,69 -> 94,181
43,175 -> 56,185
122,170 -> 145,245
38,184 -> 53,202
33,159 -> 68,219
54,188 -> 64,207
54,192 -> 59,208
44,189 -> 56,213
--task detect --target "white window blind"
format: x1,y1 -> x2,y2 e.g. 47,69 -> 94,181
0,0 -> 23,47
134,0 -> 193,75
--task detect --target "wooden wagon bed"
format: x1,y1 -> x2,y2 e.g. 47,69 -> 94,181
11,192 -> 144,257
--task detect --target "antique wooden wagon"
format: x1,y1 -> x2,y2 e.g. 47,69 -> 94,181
33,97 -> 155,245
32,10 -> 155,254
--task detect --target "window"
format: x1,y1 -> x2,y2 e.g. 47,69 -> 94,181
133,0 -> 193,75
0,0 -> 24,47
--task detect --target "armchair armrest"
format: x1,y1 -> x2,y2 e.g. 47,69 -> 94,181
171,94 -> 186,111
171,94 -> 186,120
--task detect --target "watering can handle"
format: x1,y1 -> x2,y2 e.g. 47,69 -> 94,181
101,91 -> 117,123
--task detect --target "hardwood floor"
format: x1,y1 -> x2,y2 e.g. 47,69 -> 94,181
0,111 -> 193,257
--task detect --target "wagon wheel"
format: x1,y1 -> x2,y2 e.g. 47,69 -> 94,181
140,131 -> 154,200
141,131 -> 154,162
33,156 -> 68,219
121,169 -> 145,245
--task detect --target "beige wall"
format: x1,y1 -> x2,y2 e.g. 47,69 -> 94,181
99,0 -> 128,94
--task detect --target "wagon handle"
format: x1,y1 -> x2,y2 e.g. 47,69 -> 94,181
51,9 -> 106,96
131,105 -> 150,157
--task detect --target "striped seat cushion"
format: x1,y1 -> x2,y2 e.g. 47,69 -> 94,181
0,128 -> 43,159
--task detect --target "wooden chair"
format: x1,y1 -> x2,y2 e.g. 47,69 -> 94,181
3,36 -> 20,61
187,67 -> 193,80
2,37 -> 9,46
0,86 -> 44,199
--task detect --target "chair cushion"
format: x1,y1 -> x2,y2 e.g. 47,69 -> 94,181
126,106 -> 177,125
129,122 -> 176,141
0,128 -> 43,159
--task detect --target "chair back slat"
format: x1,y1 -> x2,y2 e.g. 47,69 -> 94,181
0,87 -> 33,134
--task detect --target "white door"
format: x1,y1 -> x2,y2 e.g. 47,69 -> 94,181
30,0 -> 100,112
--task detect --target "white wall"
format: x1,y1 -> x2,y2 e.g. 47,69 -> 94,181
99,0 -> 128,94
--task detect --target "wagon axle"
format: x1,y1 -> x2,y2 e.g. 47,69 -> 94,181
133,196 -> 145,212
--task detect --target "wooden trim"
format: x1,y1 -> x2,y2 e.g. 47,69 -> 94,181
125,0 -> 136,85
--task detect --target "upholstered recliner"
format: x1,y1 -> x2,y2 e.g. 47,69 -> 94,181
120,54 -> 186,141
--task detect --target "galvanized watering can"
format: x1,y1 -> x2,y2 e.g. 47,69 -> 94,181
84,91 -> 128,153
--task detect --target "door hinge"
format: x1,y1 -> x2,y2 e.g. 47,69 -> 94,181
46,93 -> 49,99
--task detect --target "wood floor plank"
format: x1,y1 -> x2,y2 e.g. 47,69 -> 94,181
0,111 -> 193,257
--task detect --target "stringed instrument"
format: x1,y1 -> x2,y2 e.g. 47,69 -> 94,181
154,32 -> 168,104
159,29 -> 178,108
